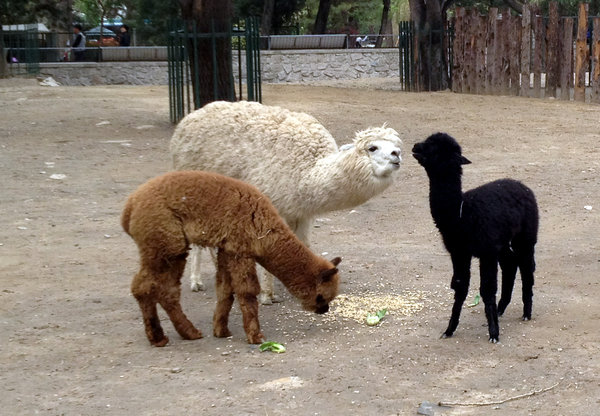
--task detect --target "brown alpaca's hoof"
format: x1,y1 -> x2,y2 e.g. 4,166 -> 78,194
247,332 -> 265,344
214,327 -> 232,338
183,328 -> 203,340
151,336 -> 169,347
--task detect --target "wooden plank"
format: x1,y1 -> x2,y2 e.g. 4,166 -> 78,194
452,8 -> 466,93
487,8 -> 499,94
475,11 -> 487,94
497,9 -> 511,94
532,15 -> 543,97
509,14 -> 522,96
465,9 -> 476,94
592,18 -> 600,103
560,18 -> 574,100
545,2 -> 559,97
520,5 -> 531,97
574,3 -> 589,102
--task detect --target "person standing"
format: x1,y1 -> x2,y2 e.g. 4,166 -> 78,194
118,25 -> 130,47
71,24 -> 86,61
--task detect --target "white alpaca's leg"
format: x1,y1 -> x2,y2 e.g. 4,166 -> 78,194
189,244 -> 205,292
258,268 -> 278,305
294,217 -> 313,248
258,217 -> 312,305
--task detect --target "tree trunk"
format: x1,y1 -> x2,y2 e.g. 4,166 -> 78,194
313,0 -> 332,34
376,0 -> 391,47
409,0 -> 448,91
261,0 -> 275,36
178,0 -> 234,108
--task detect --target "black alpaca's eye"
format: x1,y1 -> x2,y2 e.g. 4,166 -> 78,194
368,145 -> 378,152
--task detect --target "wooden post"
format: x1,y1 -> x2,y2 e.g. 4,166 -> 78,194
574,3 -> 589,102
560,18 -> 574,100
487,8 -> 499,94
520,5 -> 531,97
592,18 -> 600,103
545,2 -> 559,97
532,15 -> 543,97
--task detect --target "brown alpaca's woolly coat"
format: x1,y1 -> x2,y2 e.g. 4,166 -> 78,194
122,171 -> 340,346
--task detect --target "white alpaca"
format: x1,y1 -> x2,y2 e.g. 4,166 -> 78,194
170,100 -> 402,304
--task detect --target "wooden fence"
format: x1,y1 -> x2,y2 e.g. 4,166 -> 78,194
452,2 -> 600,103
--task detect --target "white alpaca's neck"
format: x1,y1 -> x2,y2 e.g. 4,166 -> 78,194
298,150 -> 394,215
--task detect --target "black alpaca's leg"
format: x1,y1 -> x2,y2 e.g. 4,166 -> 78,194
479,256 -> 500,343
516,243 -> 536,321
497,246 -> 518,316
443,253 -> 471,339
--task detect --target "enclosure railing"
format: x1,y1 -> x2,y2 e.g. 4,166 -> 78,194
398,21 -> 455,92
2,25 -> 40,75
167,17 -> 262,124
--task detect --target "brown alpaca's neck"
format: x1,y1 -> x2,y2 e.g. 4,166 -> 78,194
257,232 -> 320,299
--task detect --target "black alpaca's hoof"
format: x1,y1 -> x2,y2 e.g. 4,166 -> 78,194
489,337 -> 499,344
522,315 -> 531,321
440,332 -> 453,339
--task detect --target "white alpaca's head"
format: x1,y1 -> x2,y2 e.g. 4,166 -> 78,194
341,125 -> 403,178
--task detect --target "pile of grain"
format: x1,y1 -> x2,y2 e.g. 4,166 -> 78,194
324,290 -> 428,323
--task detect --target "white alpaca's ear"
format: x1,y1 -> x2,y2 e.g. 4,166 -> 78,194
339,143 -> 355,151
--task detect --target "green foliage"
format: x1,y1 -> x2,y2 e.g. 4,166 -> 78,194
0,0 -> 72,28
298,0 -> 387,34
73,0 -> 129,27
130,0 -> 180,45
234,0 -> 306,34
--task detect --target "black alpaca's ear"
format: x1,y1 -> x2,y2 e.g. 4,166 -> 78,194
460,155 -> 471,165
331,257 -> 342,266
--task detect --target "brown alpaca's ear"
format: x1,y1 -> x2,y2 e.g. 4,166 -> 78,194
331,257 -> 342,266
320,267 -> 338,283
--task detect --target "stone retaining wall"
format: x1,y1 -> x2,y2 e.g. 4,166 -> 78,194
38,49 -> 399,86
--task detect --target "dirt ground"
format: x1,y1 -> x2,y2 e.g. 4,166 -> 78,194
1,77 -> 599,415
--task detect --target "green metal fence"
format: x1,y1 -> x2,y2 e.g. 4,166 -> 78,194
2,25 -> 40,75
398,22 -> 454,91
167,17 -> 261,123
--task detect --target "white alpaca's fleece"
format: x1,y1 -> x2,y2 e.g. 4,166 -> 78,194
170,100 -> 402,302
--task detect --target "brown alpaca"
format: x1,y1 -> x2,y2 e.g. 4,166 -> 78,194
121,171 -> 341,347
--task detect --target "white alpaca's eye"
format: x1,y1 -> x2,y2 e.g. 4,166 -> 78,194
368,145 -> 378,152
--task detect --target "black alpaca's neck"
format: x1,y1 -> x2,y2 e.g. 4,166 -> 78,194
428,172 -> 464,232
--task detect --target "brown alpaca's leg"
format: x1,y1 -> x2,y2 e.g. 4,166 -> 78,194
131,269 -> 169,347
156,256 -> 203,341
213,249 -> 234,338
228,255 -> 264,344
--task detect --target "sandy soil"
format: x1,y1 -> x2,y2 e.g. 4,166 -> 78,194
1,77 -> 599,415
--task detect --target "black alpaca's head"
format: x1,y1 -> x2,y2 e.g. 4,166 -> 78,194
412,133 -> 471,176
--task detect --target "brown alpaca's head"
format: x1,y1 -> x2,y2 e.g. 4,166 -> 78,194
302,257 -> 341,314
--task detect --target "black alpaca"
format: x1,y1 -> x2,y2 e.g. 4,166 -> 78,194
412,133 -> 539,343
